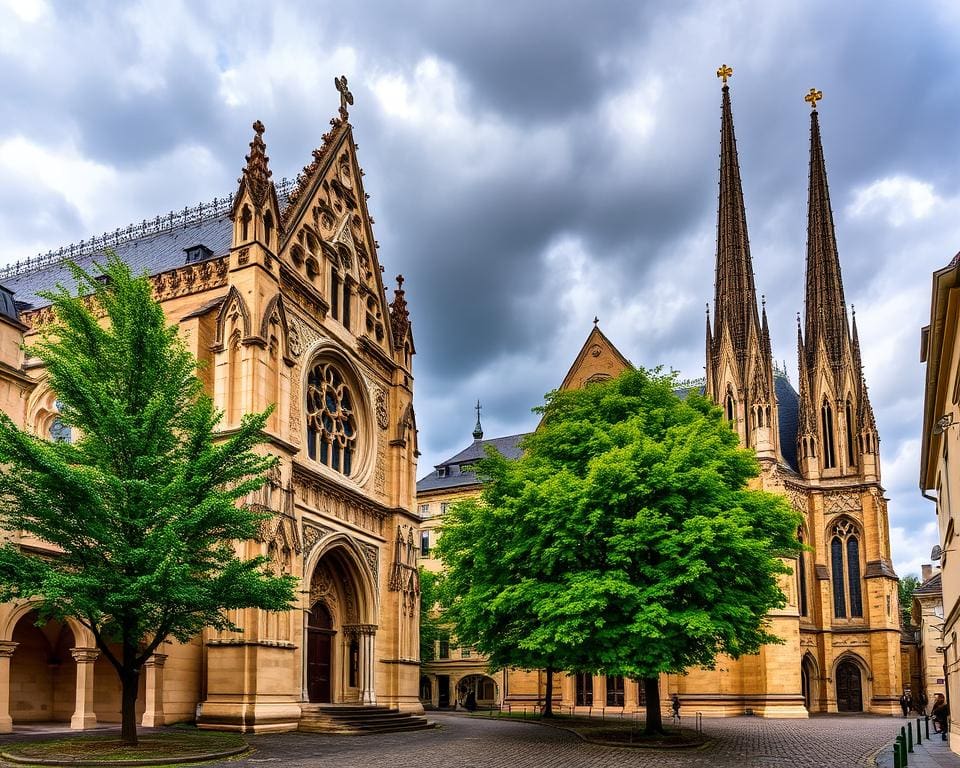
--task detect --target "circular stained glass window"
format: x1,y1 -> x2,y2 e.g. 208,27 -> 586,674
306,362 -> 357,475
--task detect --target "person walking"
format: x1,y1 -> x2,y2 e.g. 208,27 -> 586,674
900,692 -> 911,717
932,693 -> 949,739
670,694 -> 681,726
919,690 -> 929,716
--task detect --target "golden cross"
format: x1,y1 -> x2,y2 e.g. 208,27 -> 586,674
716,64 -> 733,85
805,87 -> 823,110
335,75 -> 354,119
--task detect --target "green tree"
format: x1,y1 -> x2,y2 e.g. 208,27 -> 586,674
419,567 -> 447,663
436,368 -> 803,732
899,574 -> 921,627
0,256 -> 296,744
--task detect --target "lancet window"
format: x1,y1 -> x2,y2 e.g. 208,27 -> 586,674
845,397 -> 857,467
830,518 -> 863,619
798,528 -> 809,618
306,361 -> 357,475
821,399 -> 836,469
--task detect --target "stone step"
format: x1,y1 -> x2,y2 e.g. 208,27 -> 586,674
298,704 -> 435,735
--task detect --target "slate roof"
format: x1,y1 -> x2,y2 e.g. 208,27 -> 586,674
915,572 -> 942,596
4,215 -> 233,310
416,433 -> 528,493
0,181 -> 295,312
418,373 -> 803,494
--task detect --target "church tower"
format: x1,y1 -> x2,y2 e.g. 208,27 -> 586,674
795,90 -> 879,483
704,65 -> 778,461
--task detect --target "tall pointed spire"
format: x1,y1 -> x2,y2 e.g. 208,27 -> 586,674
705,65 -> 777,458
712,68 -> 762,378
803,97 -> 849,375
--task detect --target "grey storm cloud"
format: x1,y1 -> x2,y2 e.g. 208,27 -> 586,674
1,0 -> 959,576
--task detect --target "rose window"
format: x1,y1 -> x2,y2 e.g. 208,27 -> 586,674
306,362 -> 357,475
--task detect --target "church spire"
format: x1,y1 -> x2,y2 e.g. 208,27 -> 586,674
803,94 -> 848,376
705,65 -> 777,458
711,68 -> 762,379
797,90 -> 879,481
240,120 -> 273,210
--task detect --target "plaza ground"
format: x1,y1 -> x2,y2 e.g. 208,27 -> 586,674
0,712 -> 951,768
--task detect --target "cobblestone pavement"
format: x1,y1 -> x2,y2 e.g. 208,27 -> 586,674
220,712 -> 906,768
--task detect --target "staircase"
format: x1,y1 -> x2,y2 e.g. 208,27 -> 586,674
299,704 -> 435,735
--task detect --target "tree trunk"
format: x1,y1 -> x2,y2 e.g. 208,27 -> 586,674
543,667 -> 554,718
120,641 -> 140,746
643,677 -> 664,735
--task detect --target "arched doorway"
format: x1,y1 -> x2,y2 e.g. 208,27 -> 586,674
836,660 -> 863,712
801,654 -> 818,712
307,603 -> 335,703
10,611 -> 76,724
419,675 -> 432,705
304,540 -> 378,705
456,674 -> 498,709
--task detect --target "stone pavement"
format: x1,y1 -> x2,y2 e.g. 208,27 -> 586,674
222,712 -> 920,768
875,718 -> 960,768
0,713 -> 946,768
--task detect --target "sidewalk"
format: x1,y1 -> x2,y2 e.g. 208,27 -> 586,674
876,724 -> 960,768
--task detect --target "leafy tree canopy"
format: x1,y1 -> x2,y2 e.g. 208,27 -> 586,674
0,255 -> 296,742
419,567 -> 447,663
899,573 -> 921,627
436,368 -> 802,724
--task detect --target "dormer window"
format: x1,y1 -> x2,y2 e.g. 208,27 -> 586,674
184,244 -> 214,264
437,466 -> 448,478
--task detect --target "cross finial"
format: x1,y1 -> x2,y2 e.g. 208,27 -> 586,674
252,120 -> 265,136
396,274 -> 404,290
473,400 -> 483,441
593,316 -> 599,327
335,75 -> 354,120
716,64 -> 733,85
804,87 -> 823,110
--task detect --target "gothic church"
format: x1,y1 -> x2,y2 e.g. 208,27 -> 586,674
0,80 -> 426,733
418,72 -> 902,716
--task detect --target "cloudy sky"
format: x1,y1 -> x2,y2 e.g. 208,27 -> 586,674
2,0 -> 959,577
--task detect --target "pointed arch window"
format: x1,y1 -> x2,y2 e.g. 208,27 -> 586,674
725,388 -> 735,425
798,528 -> 809,618
830,519 -> 863,619
821,399 -> 836,469
845,397 -> 857,467
331,268 -> 341,321
240,205 -> 252,241
263,210 -> 274,250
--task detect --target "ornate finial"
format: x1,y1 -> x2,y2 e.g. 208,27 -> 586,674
717,64 -> 733,85
397,274 -> 405,290
389,273 -> 410,347
473,400 -> 483,441
240,120 -> 272,209
593,316 -> 599,327
335,75 -> 354,121
796,311 -> 802,327
851,303 -> 856,317
706,302 -> 710,316
761,293 -> 766,309
804,87 -> 823,110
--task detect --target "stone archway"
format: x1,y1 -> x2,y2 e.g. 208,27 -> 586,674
456,674 -> 499,709
801,654 -> 819,712
304,538 -> 378,705
836,659 -> 864,712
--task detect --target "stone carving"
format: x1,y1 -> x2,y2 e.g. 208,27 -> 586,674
375,387 -> 388,430
289,324 -> 303,358
783,482 -> 808,514
823,490 -> 861,516
293,465 -> 387,536
360,542 -> 379,592
303,523 -> 333,563
389,524 -> 420,616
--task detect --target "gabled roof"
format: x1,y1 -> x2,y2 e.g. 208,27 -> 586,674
558,325 -> 632,391
416,433 -> 528,493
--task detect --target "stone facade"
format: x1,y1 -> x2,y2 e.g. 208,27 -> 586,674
418,82 -> 902,717
920,252 -> 960,752
0,81 -> 422,732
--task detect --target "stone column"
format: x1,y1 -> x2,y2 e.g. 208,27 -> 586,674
0,641 -> 18,733
301,610 -> 310,702
140,653 -> 167,727
360,627 -> 376,705
70,647 -> 99,730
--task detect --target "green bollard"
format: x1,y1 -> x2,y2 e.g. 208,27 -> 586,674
902,735 -> 909,767
894,738 -> 901,768
926,716 -> 931,739
908,720 -> 914,752
917,717 -> 922,744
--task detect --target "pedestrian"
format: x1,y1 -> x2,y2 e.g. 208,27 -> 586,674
919,691 -> 929,716
931,693 -> 948,737
900,692 -> 910,717
671,693 -> 681,726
